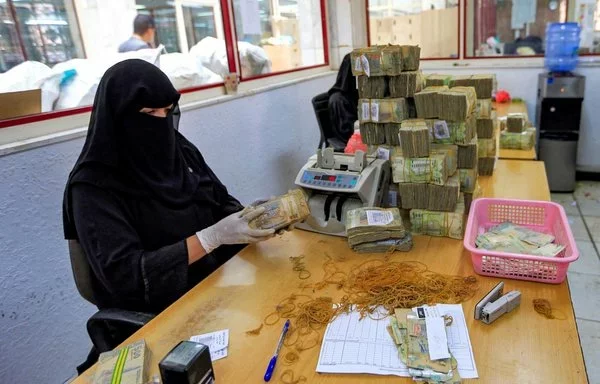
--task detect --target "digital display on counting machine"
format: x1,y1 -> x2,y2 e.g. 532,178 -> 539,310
314,175 -> 336,181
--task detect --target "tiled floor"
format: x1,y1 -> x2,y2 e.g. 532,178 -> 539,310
552,181 -> 600,384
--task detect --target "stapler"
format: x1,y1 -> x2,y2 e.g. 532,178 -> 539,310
474,282 -> 521,324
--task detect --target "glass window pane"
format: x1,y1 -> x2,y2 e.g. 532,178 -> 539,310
466,0 -> 568,57
183,5 -> 218,46
232,0 -> 326,78
12,0 -> 81,66
0,1 -> 26,73
368,0 -> 459,59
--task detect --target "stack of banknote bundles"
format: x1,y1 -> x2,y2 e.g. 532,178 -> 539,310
346,207 -> 412,253
464,181 -> 481,214
458,137 -> 478,169
451,74 -> 495,99
414,86 -> 448,118
389,71 -> 424,98
476,116 -> 495,138
439,86 -> 477,122
424,74 -> 453,87
358,76 -> 387,98
500,127 -> 536,150
352,45 -> 423,146
410,196 -> 466,239
399,119 -> 430,158
506,113 -> 526,133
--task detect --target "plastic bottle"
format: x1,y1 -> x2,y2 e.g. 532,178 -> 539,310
545,22 -> 581,72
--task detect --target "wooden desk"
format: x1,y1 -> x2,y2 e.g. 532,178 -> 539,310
75,160 -> 586,384
493,102 -> 537,161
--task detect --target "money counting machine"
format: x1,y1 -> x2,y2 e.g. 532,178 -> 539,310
294,148 -> 390,236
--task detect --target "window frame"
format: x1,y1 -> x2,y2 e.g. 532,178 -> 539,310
0,0 -> 331,129
365,0 -> 462,61
229,0 -> 330,82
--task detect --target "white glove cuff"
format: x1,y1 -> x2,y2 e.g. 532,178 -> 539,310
196,229 -> 217,254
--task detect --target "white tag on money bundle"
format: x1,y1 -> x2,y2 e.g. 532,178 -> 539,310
366,210 -> 394,225
376,146 -> 390,160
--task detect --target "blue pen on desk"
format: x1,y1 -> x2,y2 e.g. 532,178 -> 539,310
264,319 -> 290,382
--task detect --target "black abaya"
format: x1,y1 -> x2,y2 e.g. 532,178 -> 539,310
328,53 -> 359,142
63,60 -> 243,313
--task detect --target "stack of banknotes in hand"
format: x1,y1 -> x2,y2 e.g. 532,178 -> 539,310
476,222 -> 565,257
248,189 -> 311,231
346,207 -> 412,253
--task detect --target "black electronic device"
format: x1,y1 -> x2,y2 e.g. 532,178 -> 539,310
159,341 -> 214,384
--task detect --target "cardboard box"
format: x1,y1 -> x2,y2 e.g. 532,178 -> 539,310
0,89 -> 41,120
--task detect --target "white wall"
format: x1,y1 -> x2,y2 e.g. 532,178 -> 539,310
0,73 -> 335,383
422,65 -> 600,172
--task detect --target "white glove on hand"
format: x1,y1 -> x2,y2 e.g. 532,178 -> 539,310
196,207 -> 275,253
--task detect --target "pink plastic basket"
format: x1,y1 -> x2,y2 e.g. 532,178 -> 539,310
464,198 -> 579,284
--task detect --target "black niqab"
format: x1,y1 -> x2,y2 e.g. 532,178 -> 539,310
328,53 -> 359,105
63,59 -> 224,239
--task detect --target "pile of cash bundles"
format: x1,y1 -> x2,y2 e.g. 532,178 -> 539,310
352,45 -> 422,146
390,308 -> 462,383
499,112 -> 536,151
345,207 -> 412,253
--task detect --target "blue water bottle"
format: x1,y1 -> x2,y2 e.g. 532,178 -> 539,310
545,22 -> 581,72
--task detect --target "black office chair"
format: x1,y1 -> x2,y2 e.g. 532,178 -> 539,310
68,240 -> 155,373
311,92 -> 346,152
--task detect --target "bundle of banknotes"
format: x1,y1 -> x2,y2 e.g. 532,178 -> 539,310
415,86 -> 448,118
476,222 -> 565,257
458,138 -> 478,169
247,189 -> 310,231
410,196 -> 466,239
431,144 -> 458,177
464,181 -> 481,214
476,118 -> 495,139
398,183 -> 429,209
427,114 -> 476,145
459,166 -> 478,193
346,207 -> 412,253
389,309 -> 462,384
424,74 -> 453,87
500,128 -> 535,150
506,113 -> 526,133
389,71 -> 424,98
427,174 -> 460,211
410,205 -> 466,239
391,148 -> 449,185
451,74 -> 495,99
385,123 -> 402,146
477,138 -> 496,158
360,122 -> 386,145
350,45 -> 420,76
358,76 -> 387,98
400,119 -> 431,157
475,99 -> 492,119
358,98 -> 410,123
439,87 -> 477,122
478,157 -> 496,176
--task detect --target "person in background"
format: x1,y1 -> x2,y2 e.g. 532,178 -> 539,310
327,53 -> 359,143
118,14 -> 156,53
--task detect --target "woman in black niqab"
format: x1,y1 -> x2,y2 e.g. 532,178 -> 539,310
63,59 -> 273,314
328,53 -> 359,143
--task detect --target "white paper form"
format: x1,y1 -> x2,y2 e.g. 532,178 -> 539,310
436,304 -> 479,379
316,310 -> 410,377
190,329 -> 229,361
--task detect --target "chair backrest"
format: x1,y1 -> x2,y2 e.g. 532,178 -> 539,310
311,92 -> 334,148
68,240 -> 97,305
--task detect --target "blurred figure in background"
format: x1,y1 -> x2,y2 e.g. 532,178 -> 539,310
118,14 -> 156,53
327,53 -> 359,144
